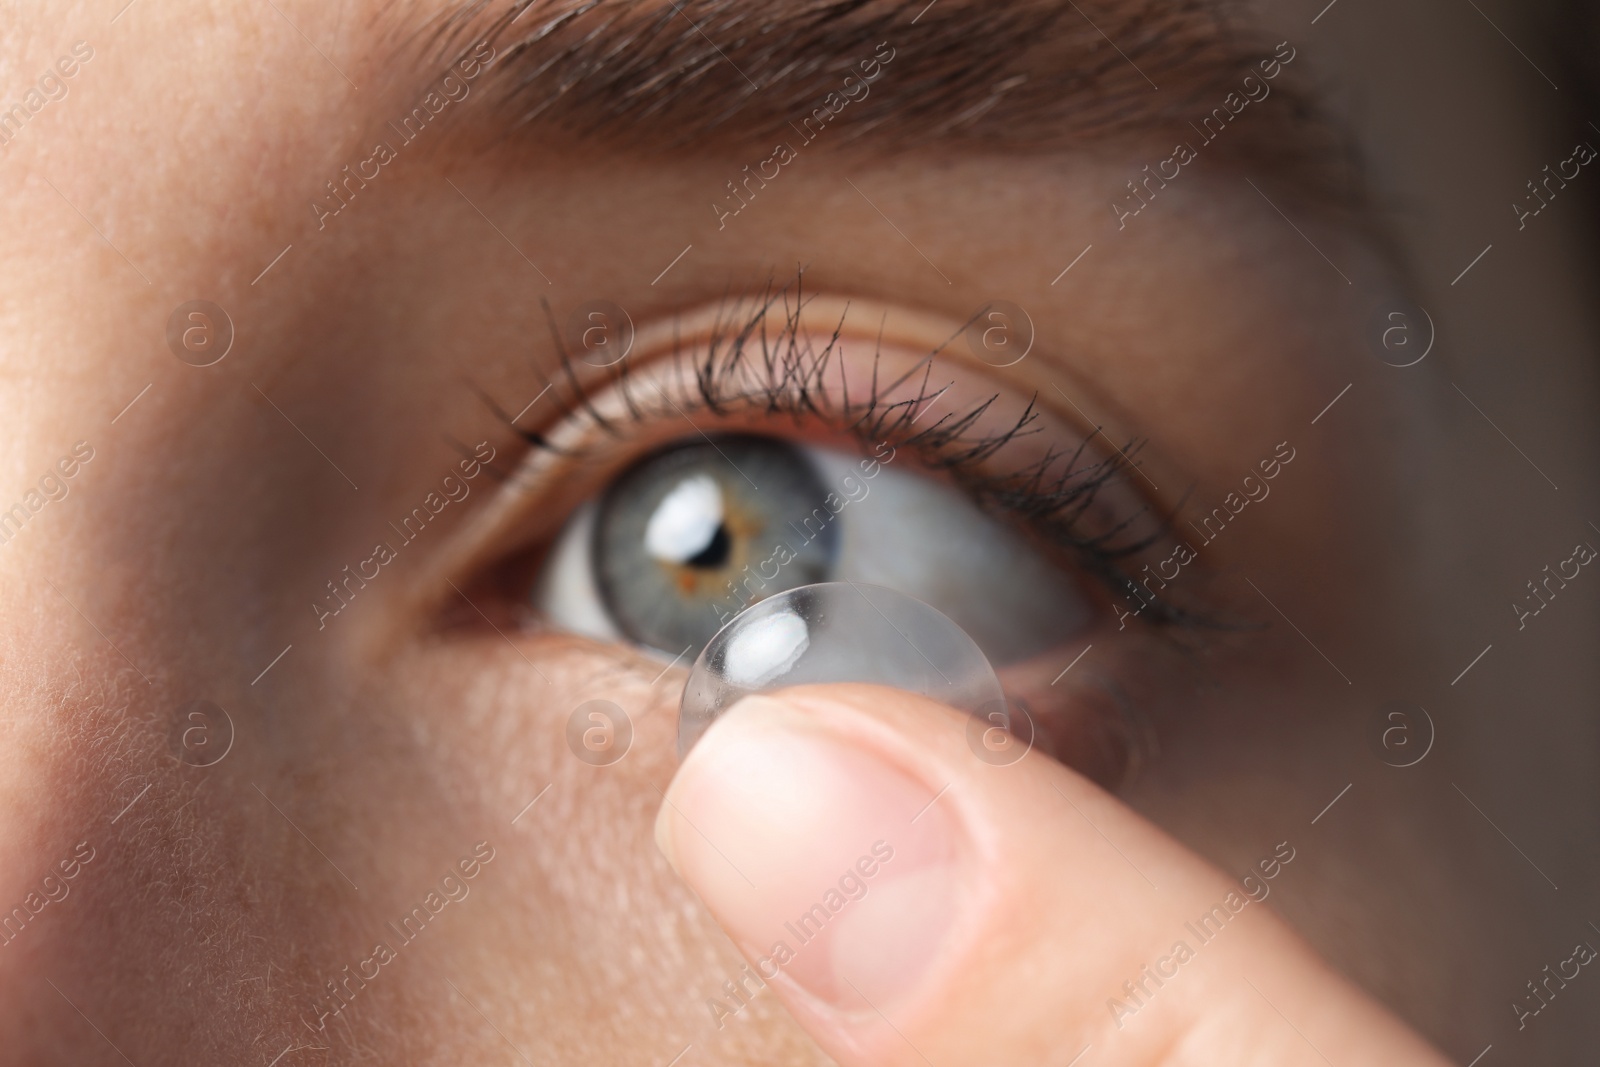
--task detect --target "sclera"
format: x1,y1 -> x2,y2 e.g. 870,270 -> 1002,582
678,582 -> 1006,758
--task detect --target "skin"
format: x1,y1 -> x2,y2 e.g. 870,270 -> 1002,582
0,0 -> 1595,1064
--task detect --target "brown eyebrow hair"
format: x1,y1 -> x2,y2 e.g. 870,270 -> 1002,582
408,0 -> 1364,213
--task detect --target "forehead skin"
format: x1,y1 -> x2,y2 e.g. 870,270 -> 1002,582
0,0 -> 1595,1065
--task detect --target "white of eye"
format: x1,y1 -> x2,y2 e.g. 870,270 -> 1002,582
721,609 -> 811,688
808,451 -> 1091,662
644,474 -> 724,563
529,500 -> 622,643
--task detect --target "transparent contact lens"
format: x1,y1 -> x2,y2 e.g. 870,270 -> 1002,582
679,582 -> 1006,757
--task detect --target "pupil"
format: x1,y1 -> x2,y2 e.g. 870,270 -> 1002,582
684,523 -> 732,569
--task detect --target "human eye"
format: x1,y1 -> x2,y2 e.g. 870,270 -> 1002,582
533,433 -> 1094,663
454,282 -> 1193,786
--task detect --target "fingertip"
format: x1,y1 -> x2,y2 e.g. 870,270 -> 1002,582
654,688 -> 974,1021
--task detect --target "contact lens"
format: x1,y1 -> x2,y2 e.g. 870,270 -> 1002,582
678,582 -> 1006,757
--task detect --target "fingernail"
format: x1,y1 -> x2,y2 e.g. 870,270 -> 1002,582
654,692 -> 966,1013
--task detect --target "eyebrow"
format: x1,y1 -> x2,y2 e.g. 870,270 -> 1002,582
411,0 -> 1362,211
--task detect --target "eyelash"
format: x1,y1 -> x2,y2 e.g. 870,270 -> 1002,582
478,269 -> 1201,629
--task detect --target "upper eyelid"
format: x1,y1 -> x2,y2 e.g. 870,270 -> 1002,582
527,288 -> 1181,502
433,294 -> 1194,631
516,286 -> 1047,476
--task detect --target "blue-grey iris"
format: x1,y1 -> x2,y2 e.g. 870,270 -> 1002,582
592,435 -> 840,654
